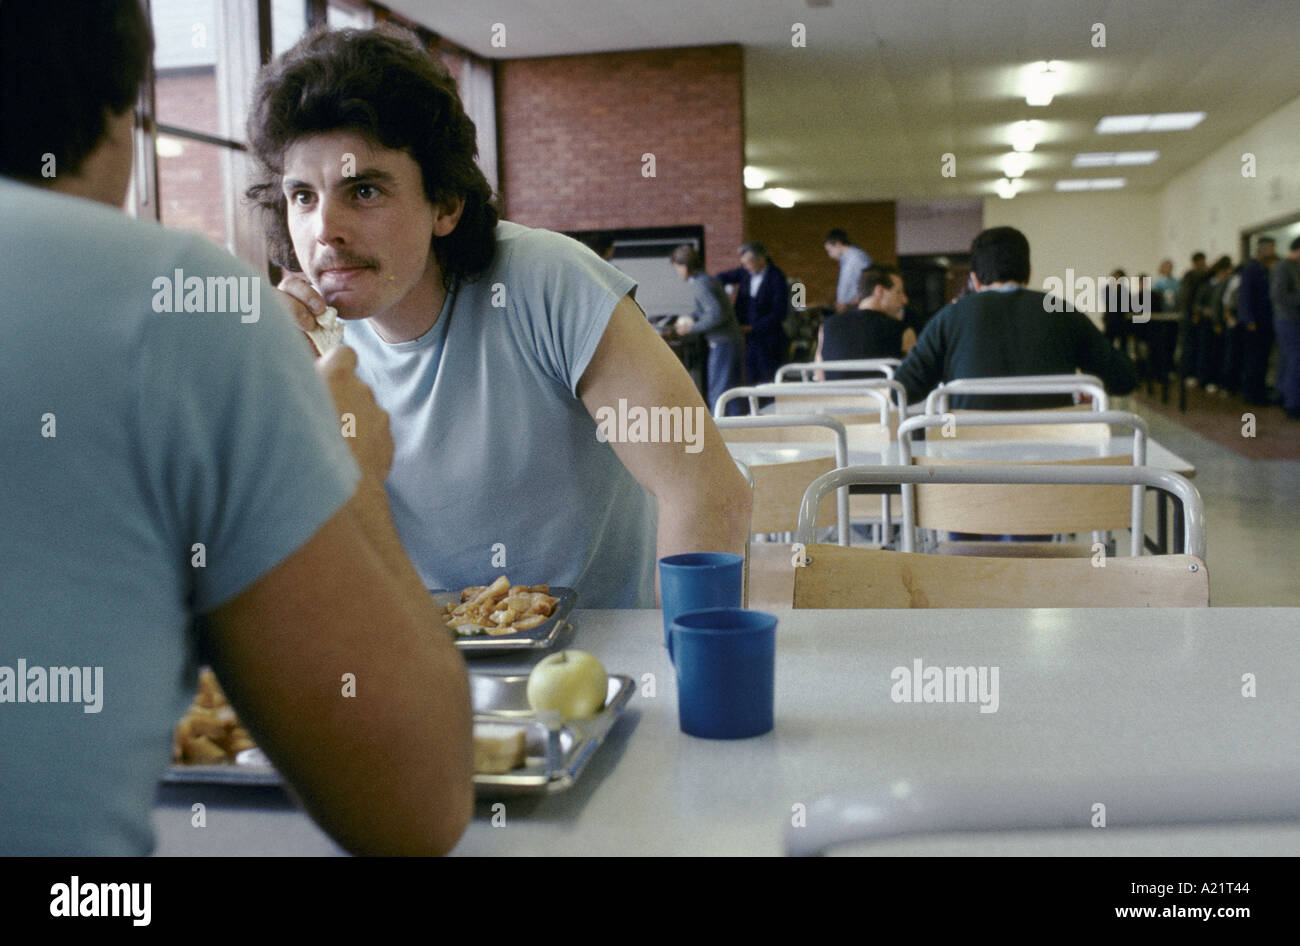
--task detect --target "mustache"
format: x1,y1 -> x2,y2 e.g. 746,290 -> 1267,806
313,254 -> 378,276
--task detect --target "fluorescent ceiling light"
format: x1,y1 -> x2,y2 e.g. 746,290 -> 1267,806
1073,151 -> 1159,167
1146,111 -> 1207,131
765,188 -> 795,209
1054,178 -> 1127,191
1095,112 -> 1206,134
1024,61 -> 1063,107
995,178 -> 1021,199
1002,153 -> 1030,178
1010,120 -> 1044,152
743,166 -> 766,190
1114,150 -> 1160,165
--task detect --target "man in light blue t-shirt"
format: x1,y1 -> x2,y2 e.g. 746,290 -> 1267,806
1,1 -> 473,856
256,27 -> 752,608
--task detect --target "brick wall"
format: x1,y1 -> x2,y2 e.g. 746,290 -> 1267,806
496,45 -> 745,271
154,69 -> 227,248
745,201 -> 897,308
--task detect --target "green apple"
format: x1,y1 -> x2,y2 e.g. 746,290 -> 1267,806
526,650 -> 608,719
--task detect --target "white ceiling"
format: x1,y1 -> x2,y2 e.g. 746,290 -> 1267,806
384,0 -> 1300,204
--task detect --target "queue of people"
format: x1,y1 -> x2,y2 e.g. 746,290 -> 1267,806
1157,238 -> 1300,417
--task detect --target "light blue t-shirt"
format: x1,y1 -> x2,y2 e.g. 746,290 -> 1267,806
836,245 -> 873,304
345,221 -> 657,608
0,179 -> 360,854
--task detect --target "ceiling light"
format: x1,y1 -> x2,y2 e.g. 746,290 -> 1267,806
1054,177 -> 1127,192
1146,111 -> 1206,131
1002,153 -> 1030,178
1095,112 -> 1205,134
1010,120 -> 1044,152
766,188 -> 795,209
743,166 -> 766,190
995,178 -> 1021,199
1024,61 -> 1063,107
1114,150 -> 1160,165
1073,151 -> 1159,167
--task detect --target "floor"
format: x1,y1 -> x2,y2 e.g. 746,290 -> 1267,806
1115,394 -> 1300,607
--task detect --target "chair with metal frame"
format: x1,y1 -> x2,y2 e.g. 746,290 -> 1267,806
718,415 -> 851,547
733,458 -> 755,608
716,379 -> 905,423
721,416 -> 850,610
717,384 -> 903,545
897,409 -> 1149,558
774,358 -> 901,383
790,464 -> 1208,609
923,375 -> 1109,416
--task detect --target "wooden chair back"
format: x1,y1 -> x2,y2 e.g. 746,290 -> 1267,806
792,545 -> 1209,608
911,454 -> 1134,534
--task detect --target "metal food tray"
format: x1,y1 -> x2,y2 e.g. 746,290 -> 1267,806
470,672 -> 635,796
433,586 -> 577,656
162,673 -> 635,796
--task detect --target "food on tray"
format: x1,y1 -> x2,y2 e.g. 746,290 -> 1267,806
174,669 -> 528,775
472,726 -> 528,775
173,670 -> 256,765
526,650 -> 608,720
306,305 -> 344,354
442,575 -> 558,636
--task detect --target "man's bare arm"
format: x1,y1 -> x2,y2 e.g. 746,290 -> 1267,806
578,296 -> 751,598
200,485 -> 474,856
199,345 -> 472,855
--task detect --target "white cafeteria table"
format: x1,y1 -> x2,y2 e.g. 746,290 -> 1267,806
151,607 -> 1300,856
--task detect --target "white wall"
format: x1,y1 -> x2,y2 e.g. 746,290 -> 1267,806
1158,93 -> 1300,264
982,191 -> 1161,324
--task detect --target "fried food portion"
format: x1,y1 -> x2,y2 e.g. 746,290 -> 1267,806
174,669 -> 528,776
443,575 -> 557,636
173,669 -> 257,764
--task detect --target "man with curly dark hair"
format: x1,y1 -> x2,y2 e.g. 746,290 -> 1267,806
2,2 -> 472,855
250,27 -> 750,608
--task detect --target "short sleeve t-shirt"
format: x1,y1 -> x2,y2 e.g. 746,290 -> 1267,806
0,179 -> 360,854
344,221 -> 657,608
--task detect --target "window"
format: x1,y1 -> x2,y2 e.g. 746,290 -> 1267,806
139,0 -> 264,263
129,1 -> 496,272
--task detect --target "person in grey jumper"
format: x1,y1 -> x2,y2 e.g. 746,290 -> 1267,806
671,244 -> 742,414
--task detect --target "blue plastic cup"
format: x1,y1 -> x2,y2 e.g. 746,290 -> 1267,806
670,607 -> 777,740
658,552 -> 744,654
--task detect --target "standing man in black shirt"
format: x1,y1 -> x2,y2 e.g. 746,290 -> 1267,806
894,227 -> 1137,409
